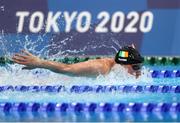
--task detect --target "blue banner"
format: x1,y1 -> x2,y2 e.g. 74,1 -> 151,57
0,0 -> 180,56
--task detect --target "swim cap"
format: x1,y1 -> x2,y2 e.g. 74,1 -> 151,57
115,46 -> 143,65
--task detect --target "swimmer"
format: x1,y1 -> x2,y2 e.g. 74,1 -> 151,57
12,44 -> 143,78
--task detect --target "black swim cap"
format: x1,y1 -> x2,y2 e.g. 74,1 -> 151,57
115,46 -> 143,65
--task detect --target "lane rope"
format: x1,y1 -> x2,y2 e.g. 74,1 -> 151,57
0,102 -> 179,112
0,85 -> 180,93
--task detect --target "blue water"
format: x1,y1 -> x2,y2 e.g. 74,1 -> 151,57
0,92 -> 179,103
0,64 -> 179,122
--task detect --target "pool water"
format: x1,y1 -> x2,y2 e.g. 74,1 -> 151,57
0,57 -> 179,122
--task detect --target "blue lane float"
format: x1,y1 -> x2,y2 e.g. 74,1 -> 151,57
0,102 -> 180,113
150,70 -> 180,78
0,85 -> 180,93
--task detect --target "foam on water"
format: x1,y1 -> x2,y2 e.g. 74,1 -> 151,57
0,63 -> 153,86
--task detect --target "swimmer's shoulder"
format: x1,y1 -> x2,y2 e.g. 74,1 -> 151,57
86,57 -> 115,74
100,58 -> 116,73
96,57 -> 116,67
101,57 -> 115,62
87,57 -> 115,66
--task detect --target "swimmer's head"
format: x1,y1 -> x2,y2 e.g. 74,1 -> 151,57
115,46 -> 143,77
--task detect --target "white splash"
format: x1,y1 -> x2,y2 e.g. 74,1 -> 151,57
0,63 -> 153,86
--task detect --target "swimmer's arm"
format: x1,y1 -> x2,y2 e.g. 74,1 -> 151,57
12,50 -> 113,76
37,58 -> 112,76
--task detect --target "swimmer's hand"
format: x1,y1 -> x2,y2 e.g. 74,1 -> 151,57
12,50 -> 42,70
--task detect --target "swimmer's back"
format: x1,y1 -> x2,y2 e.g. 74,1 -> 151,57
69,58 -> 115,75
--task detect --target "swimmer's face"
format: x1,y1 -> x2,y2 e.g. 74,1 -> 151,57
124,64 -> 142,78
